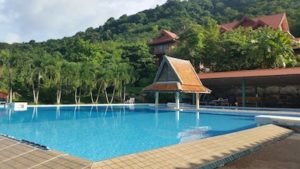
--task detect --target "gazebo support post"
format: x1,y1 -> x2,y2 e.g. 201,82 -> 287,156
242,79 -> 246,107
195,93 -> 200,109
175,92 -> 180,109
155,92 -> 159,106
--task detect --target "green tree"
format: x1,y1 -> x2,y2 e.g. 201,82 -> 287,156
174,24 -> 205,70
0,49 -> 19,103
251,27 -> 296,68
120,43 -> 156,86
211,27 -> 296,71
25,49 -> 53,104
43,52 -> 64,104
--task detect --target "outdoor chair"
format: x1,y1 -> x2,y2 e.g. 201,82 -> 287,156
125,98 -> 135,104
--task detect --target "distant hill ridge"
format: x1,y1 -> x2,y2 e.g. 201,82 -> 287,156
72,0 -> 300,43
1,0 -> 300,45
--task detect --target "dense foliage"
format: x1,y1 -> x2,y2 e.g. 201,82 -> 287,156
174,21 -> 297,72
0,42 -> 156,104
0,0 -> 299,104
74,0 -> 300,42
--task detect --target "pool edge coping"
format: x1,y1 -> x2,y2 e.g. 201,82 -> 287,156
91,124 -> 293,169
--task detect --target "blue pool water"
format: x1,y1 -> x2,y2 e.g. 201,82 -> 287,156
0,105 -> 257,161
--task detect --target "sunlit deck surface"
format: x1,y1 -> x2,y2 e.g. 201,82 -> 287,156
221,134 -> 300,169
0,136 -> 92,169
0,125 -> 293,169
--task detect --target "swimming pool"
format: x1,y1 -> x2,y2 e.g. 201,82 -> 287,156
0,105 -> 257,161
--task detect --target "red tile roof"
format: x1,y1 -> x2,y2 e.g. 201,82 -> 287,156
149,30 -> 179,45
198,67 -> 300,79
220,21 -> 239,31
144,56 -> 211,93
253,13 -> 286,29
220,13 -> 287,31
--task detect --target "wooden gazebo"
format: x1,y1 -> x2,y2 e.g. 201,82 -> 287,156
144,56 -> 211,109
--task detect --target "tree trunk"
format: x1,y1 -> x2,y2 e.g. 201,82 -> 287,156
119,90 -> 122,102
90,92 -> 95,104
9,87 -> 13,103
78,88 -> 81,104
74,89 -> 78,104
33,89 -> 39,104
105,88 -> 109,104
35,89 -> 39,104
32,84 -> 36,104
34,71 -> 41,104
56,88 -> 62,104
32,84 -> 39,105
95,86 -> 101,103
110,87 -> 116,104
123,85 -> 126,103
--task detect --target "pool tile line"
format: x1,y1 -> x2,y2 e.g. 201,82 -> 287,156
27,153 -> 68,169
0,147 -> 37,163
0,137 -> 92,169
0,141 -> 20,151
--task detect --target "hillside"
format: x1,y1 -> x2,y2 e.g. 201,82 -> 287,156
74,0 -> 300,43
0,0 -> 299,104
1,0 -> 300,48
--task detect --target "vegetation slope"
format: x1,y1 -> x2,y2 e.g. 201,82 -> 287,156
0,0 -> 299,104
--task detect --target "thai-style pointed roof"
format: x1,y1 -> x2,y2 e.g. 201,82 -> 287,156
144,56 -> 211,93
220,13 -> 289,32
149,30 -> 179,45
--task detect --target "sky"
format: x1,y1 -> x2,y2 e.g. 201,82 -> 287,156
0,0 -> 166,43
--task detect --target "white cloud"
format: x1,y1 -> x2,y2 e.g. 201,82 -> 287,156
0,0 -> 166,43
4,32 -> 21,43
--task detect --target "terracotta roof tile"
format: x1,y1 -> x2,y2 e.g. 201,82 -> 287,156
220,13 -> 286,31
198,67 -> 300,79
220,21 -> 239,31
149,30 -> 178,45
167,57 -> 203,86
253,13 -> 285,29
144,56 -> 211,93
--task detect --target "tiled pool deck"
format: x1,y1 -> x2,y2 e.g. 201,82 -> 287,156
0,137 -> 91,169
0,124 -> 293,169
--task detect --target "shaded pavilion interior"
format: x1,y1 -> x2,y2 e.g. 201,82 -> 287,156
198,67 -> 300,107
144,56 -> 210,109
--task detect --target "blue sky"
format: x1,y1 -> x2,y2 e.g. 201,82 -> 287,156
0,0 -> 166,43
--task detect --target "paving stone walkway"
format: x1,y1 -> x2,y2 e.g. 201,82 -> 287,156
0,136 -> 91,169
220,134 -> 300,169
